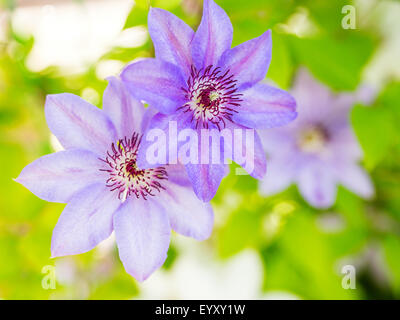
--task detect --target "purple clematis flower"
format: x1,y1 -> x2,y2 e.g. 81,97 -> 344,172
259,69 -> 375,209
15,77 -> 213,281
121,0 -> 297,202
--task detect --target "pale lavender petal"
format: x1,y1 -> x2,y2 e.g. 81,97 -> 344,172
258,128 -> 296,156
136,113 -> 192,169
332,85 -> 376,112
234,83 -> 297,129
259,158 -> 294,196
103,76 -> 145,138
354,85 -> 376,105
114,198 -> 170,282
45,93 -> 117,156
159,176 -> 214,240
329,128 -> 362,161
51,183 -> 121,257
322,86 -> 376,132
336,164 -> 374,199
148,8 -> 194,78
136,113 -> 173,169
166,164 -> 193,187
218,30 -> 272,90
185,162 -> 227,202
191,0 -> 233,70
15,149 -> 105,203
290,68 -> 333,124
297,162 -> 337,209
121,58 -> 187,115
223,122 -> 266,179
140,106 -> 159,133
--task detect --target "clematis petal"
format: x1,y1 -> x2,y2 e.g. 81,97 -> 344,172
136,113 -> 192,169
166,163 -> 194,187
140,105 -> 159,133
336,164 -> 375,199
102,76 -> 145,138
290,68 -> 333,123
259,157 -> 294,196
15,149 -> 105,203
331,85 -> 376,114
297,162 -> 337,209
233,83 -> 297,129
148,8 -> 194,78
185,162 -> 227,202
223,122 -> 266,179
160,172 -> 214,240
45,93 -> 117,156
121,58 -> 187,115
114,198 -> 170,282
258,128 -> 296,156
218,30 -> 272,90
51,183 -> 121,257
191,0 -> 233,70
330,128 -> 363,161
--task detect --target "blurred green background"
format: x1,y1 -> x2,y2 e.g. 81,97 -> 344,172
1,0 -> 400,299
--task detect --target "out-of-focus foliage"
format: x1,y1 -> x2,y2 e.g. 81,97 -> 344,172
0,0 -> 399,299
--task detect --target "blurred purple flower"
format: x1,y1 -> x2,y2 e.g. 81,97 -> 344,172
121,0 -> 297,202
15,77 -> 213,281
259,69 -> 375,208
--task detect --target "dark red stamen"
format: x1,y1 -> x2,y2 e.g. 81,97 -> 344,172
99,132 -> 168,201
179,65 -> 243,130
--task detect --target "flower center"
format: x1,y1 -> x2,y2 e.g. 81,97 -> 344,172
99,133 -> 168,201
179,65 -> 242,130
298,125 -> 329,153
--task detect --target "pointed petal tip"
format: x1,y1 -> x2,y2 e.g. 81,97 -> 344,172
312,202 -> 332,210
192,0 -> 233,69
13,176 -> 28,188
148,6 -> 162,15
122,249 -> 168,282
252,168 -> 267,180
259,29 -> 272,43
127,270 -> 149,283
50,240 -> 66,259
45,93 -> 67,106
305,190 -> 336,209
184,183 -> 214,202
196,190 -> 215,203
50,247 -> 62,259
105,75 -> 117,83
148,7 -> 157,19
364,189 -> 375,200
192,227 -> 213,241
50,249 -> 67,259
44,94 -> 57,107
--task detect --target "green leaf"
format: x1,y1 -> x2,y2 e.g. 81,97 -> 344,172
123,0 -> 182,29
262,209 -> 361,299
217,206 -> 264,258
383,235 -> 400,297
123,0 -> 150,29
289,33 -> 375,90
267,32 -> 294,89
351,104 -> 398,170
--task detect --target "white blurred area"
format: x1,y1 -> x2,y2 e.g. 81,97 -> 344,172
359,0 -> 400,87
136,237 -> 299,300
10,0 -> 147,75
